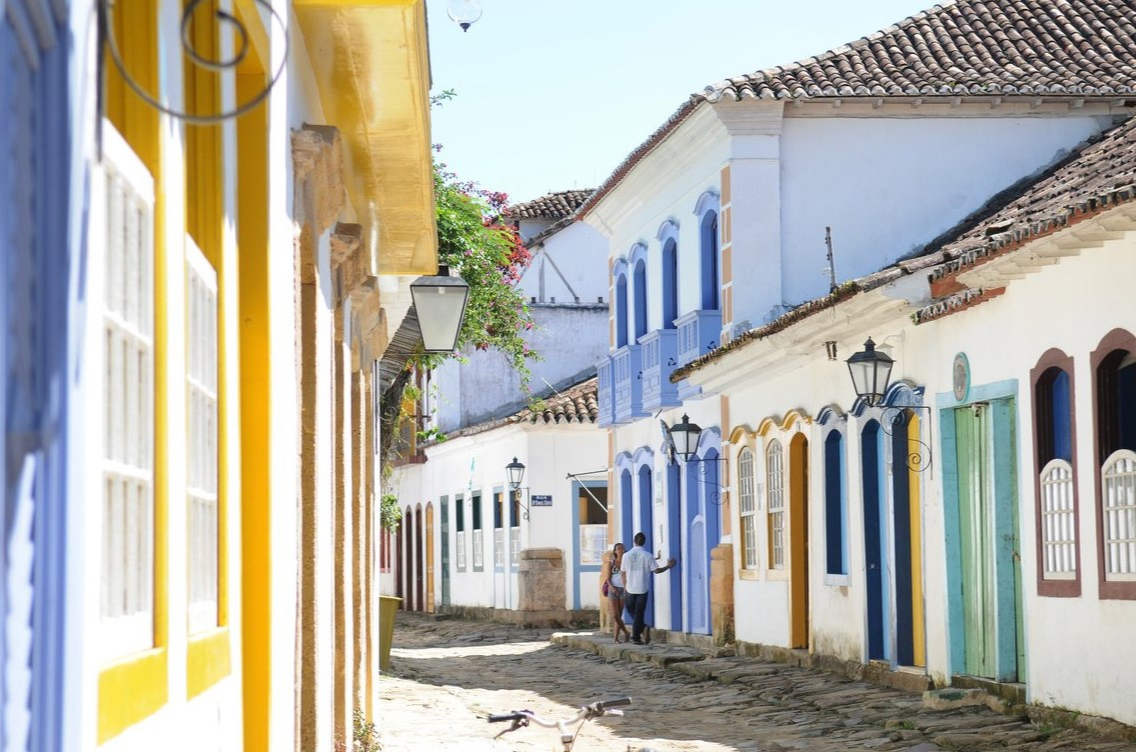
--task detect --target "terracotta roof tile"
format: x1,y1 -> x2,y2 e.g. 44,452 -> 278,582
917,114 -> 1135,307
505,190 -> 594,220
703,0 -> 1134,103
676,115 -> 1135,375
517,378 -> 599,425
435,377 -> 600,443
577,0 -> 1134,222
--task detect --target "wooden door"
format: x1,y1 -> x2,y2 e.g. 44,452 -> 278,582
956,405 -> 997,677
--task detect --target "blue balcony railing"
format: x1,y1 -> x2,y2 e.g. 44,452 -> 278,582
676,309 -> 722,367
612,344 -> 643,424
639,329 -> 680,412
596,356 -> 614,427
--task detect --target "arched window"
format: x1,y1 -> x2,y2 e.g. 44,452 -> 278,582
1031,349 -> 1079,596
662,239 -> 678,329
738,447 -> 758,569
614,270 -> 628,348
651,218 -> 679,331
699,211 -> 719,311
633,258 -> 648,341
824,429 -> 847,576
766,439 -> 785,569
1092,329 -> 1136,599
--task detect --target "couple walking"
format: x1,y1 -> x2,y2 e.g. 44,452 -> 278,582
602,532 -> 676,645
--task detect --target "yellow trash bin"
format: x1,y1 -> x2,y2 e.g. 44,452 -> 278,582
379,596 -> 401,671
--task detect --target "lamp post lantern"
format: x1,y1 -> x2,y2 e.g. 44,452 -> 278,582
846,337 -> 894,407
668,414 -> 702,463
410,266 -> 470,354
505,457 -> 525,491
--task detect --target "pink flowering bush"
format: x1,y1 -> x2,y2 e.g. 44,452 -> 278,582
430,155 -> 538,389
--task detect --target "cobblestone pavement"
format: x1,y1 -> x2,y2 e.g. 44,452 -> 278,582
378,612 -> 1133,752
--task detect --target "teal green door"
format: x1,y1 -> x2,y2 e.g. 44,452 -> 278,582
955,405 -> 997,677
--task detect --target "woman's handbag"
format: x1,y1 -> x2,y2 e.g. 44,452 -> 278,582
602,580 -> 610,597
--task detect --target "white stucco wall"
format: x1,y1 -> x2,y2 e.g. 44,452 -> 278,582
686,220 -> 1134,723
775,114 -> 1109,311
915,233 -> 1135,724
432,305 -> 608,431
388,421 -> 608,612
518,221 -> 610,306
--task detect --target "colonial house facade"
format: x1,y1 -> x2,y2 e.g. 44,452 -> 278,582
387,190 -> 612,620
679,115 -> 1134,726
0,2 -> 438,751
582,0 -> 1134,726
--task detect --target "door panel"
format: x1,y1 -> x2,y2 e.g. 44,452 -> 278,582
956,406 -> 997,677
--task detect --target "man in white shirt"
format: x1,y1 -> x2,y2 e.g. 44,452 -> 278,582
622,532 -> 675,645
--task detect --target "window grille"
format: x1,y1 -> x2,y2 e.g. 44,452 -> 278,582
472,529 -> 484,568
579,524 -> 607,565
738,448 -> 758,568
1040,459 -> 1076,579
186,238 -> 219,633
1102,449 -> 1136,580
100,122 -> 155,661
767,440 -> 785,569
493,529 -> 505,567
455,531 -> 466,571
510,527 -> 522,565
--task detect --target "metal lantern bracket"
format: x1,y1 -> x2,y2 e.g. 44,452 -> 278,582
666,415 -> 729,505
505,457 -> 530,520
682,456 -> 730,506
99,0 -> 289,125
876,404 -> 934,475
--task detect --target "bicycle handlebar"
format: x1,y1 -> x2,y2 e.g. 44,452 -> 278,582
487,697 -> 633,725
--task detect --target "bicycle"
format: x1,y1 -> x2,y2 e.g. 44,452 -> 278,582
487,695 -> 655,751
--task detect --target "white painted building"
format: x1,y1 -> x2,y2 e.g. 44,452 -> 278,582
682,115 -> 1135,725
387,191 -> 613,621
578,0 -> 1135,726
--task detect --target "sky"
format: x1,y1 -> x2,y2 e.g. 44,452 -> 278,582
426,0 -> 947,206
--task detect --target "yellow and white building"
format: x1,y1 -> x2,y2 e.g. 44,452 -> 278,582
0,1 -> 438,750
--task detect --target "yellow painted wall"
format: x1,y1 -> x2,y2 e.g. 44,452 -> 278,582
236,45 -> 273,752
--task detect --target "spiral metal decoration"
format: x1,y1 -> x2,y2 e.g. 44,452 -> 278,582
101,0 -> 288,124
876,405 -> 933,473
688,459 -> 728,505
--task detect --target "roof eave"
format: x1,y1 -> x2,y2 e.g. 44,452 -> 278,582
294,0 -> 438,276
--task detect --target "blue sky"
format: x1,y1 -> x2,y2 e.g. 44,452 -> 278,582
426,0 -> 945,205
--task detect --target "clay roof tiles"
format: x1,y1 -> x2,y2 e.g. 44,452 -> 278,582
577,0 -> 1134,220
517,378 -> 599,425
504,190 -> 594,220
703,0 -> 1134,103
674,115 -> 1135,378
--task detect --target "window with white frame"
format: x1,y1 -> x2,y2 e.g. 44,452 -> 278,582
100,123 -> 155,661
1101,450 -> 1136,580
472,493 -> 484,569
738,447 -> 758,569
1032,358 -> 1078,591
766,440 -> 785,569
455,494 -> 466,571
186,239 -> 219,633
578,484 -> 608,565
1093,336 -> 1136,593
1040,458 -> 1075,578
493,490 -> 505,568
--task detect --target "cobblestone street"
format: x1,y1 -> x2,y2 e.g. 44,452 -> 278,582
377,612 -> 1133,752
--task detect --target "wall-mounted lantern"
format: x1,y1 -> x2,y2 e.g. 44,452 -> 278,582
410,266 -> 470,354
845,337 -> 894,407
